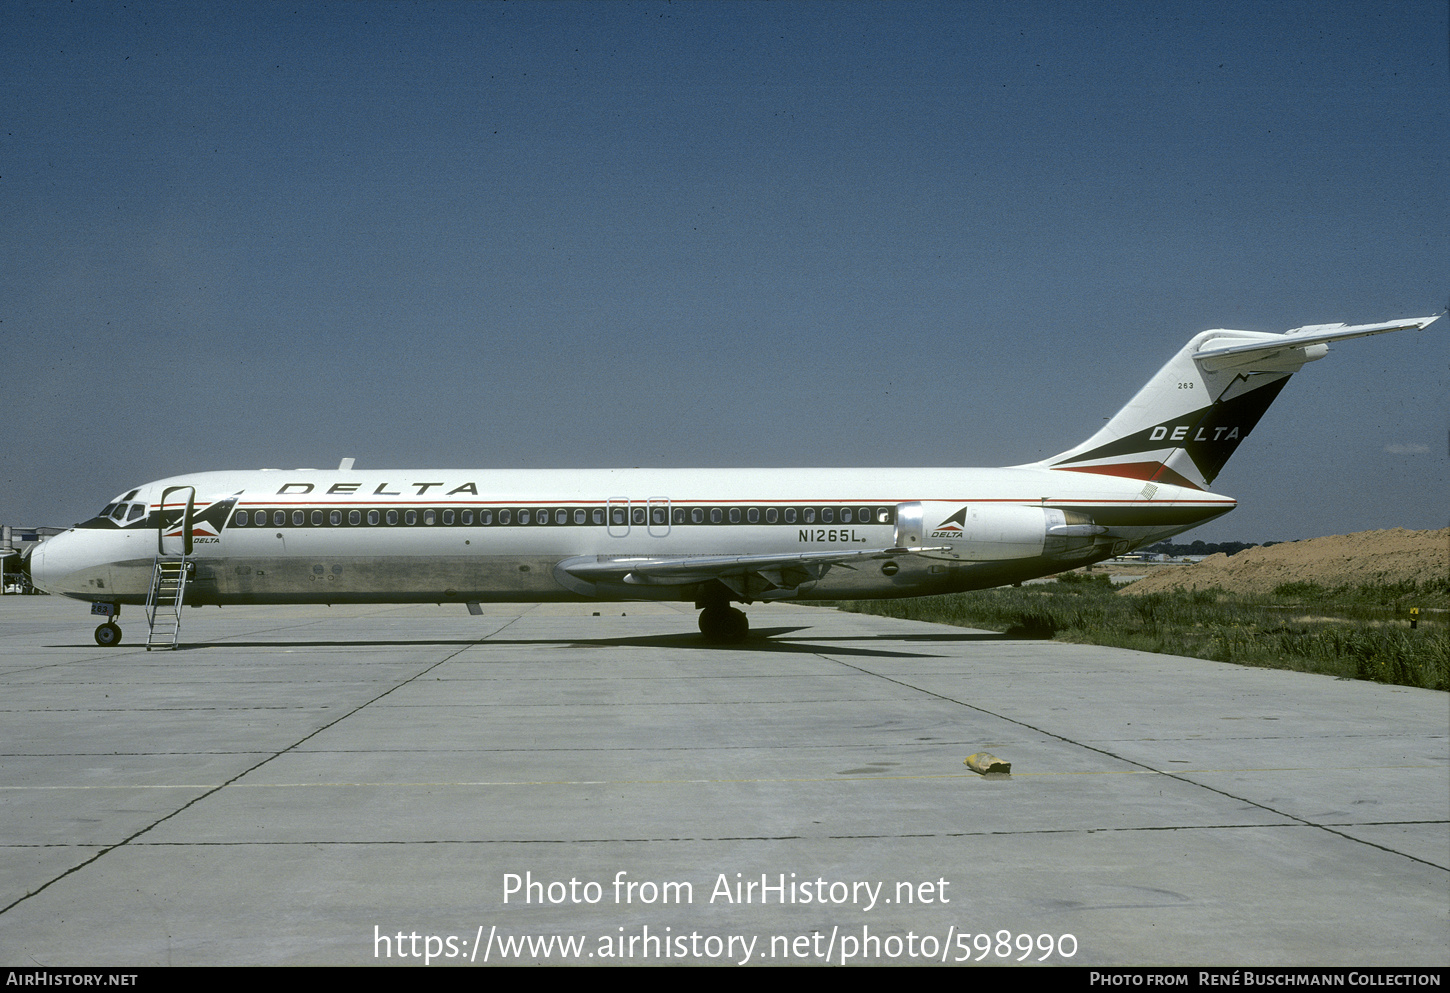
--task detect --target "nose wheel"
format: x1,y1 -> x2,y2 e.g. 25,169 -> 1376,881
94,622 -> 122,647
698,606 -> 749,643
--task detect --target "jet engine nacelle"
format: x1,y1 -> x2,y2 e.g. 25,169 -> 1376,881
895,501 -> 1105,562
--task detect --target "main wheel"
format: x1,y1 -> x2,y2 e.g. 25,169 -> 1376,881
698,606 -> 749,643
94,622 -> 122,647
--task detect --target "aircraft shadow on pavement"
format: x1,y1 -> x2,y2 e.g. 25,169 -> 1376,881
566,626 -> 941,658
56,626 -> 1017,659
565,626 -> 1019,658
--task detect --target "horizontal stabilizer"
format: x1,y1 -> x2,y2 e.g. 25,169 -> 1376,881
1194,316 -> 1440,373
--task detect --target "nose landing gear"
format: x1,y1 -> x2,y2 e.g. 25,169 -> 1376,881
90,602 -> 122,646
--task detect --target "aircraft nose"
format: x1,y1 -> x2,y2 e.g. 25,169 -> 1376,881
24,533 -> 68,596
22,527 -> 128,600
23,541 -> 47,593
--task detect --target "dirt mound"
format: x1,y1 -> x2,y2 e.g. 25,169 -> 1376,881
1119,528 -> 1449,597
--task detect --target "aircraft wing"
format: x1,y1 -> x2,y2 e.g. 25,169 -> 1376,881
1194,316 -> 1441,373
559,545 -> 948,600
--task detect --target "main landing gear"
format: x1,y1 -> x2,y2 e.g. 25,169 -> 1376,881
698,606 -> 748,642
696,585 -> 749,643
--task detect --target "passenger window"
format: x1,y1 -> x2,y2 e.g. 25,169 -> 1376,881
765,508 -> 778,524
691,508 -> 704,524
368,510 -> 380,525
632,508 -> 646,525
822,507 -> 834,523
784,508 -> 797,523
519,509 -> 531,525
349,510 -> 361,525
423,510 -> 436,525
274,511 -> 286,527
840,508 -> 852,523
384,510 -> 397,525
710,508 -> 722,524
443,510 -> 454,525
803,508 -> 815,523
877,508 -> 890,523
499,510 -> 510,525
653,508 -> 666,525
330,510 -> 342,526
575,509 -> 585,524
236,511 -> 249,526
729,508 -> 741,523
859,507 -> 870,522
747,508 -> 759,524
311,510 -> 323,526
405,510 -> 417,525
593,509 -> 604,525
462,510 -> 474,525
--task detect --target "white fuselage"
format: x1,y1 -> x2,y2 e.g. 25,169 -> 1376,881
30,466 -> 1234,607
30,317 -> 1437,639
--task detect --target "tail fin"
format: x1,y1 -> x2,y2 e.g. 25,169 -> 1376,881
1034,316 -> 1441,491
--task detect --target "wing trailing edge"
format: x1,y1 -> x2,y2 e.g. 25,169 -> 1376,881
558,545 -> 950,600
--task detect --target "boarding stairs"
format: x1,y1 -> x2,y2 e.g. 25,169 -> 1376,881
145,556 -> 190,651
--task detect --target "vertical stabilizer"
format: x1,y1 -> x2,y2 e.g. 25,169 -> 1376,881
1031,317 -> 1441,490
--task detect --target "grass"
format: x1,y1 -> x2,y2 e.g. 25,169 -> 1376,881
818,574 -> 1449,691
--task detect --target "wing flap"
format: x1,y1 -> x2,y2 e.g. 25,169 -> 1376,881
560,546 -> 948,594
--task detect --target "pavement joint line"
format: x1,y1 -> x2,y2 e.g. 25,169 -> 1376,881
0,635 -> 493,918
820,653 -> 1450,872
6,819 -> 1448,851
2,765 -> 1444,790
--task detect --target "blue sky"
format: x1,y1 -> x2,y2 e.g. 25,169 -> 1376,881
4,1 -> 1446,542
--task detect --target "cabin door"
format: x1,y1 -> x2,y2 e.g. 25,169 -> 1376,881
157,486 -> 196,557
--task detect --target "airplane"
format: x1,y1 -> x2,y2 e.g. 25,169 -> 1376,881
23,315 -> 1441,648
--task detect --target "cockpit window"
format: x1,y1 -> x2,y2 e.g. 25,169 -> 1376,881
90,490 -> 146,527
